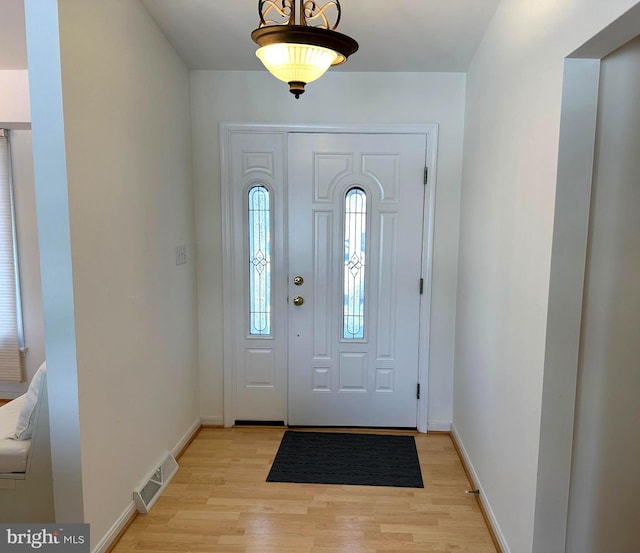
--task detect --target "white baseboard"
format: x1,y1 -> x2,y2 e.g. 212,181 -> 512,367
427,421 -> 452,432
450,425 -> 511,553
201,415 -> 224,426
171,418 -> 202,458
92,417 -> 202,553
92,502 -> 136,553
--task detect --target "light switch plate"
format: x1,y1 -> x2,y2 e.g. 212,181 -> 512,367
175,244 -> 187,266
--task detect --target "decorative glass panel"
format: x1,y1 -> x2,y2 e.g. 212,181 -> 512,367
248,186 -> 271,335
343,187 -> 366,339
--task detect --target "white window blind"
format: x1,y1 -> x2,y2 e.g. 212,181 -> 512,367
0,130 -> 24,382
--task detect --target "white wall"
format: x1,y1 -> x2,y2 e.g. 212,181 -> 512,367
0,71 -> 44,397
0,70 -> 30,127
454,1 -> 640,552
191,70 -> 466,429
26,0 -> 198,548
565,34 -> 640,553
0,130 -> 46,398
25,0 -> 84,522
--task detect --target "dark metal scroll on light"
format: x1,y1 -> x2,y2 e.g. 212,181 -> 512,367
251,0 -> 358,98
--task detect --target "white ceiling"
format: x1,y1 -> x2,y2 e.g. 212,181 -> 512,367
1,0 -> 501,72
141,0 -> 501,72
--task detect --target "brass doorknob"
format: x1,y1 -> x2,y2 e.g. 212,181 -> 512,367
293,296 -> 304,306
293,275 -> 304,286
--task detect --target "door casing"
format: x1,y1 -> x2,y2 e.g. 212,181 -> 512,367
220,123 -> 438,432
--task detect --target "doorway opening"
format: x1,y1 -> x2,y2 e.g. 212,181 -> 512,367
221,124 -> 438,432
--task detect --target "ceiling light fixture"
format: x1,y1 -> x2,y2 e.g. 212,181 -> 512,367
251,0 -> 358,99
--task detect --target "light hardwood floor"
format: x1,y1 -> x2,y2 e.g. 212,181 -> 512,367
112,428 -> 497,553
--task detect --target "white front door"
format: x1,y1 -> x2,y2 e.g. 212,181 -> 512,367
287,133 -> 427,427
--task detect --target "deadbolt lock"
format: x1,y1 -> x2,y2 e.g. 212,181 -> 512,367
293,296 -> 304,306
293,275 -> 304,286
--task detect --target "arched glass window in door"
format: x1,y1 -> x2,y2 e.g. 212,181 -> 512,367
248,186 -> 271,335
343,187 -> 367,339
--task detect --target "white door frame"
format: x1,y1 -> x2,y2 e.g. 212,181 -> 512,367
220,123 -> 439,432
534,5 -> 640,550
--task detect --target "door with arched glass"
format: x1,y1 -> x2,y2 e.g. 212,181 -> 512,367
287,133 -> 427,427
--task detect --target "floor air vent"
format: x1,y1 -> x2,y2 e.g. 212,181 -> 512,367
133,452 -> 178,514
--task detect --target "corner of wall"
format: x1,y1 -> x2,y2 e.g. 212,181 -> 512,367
450,425 -> 511,553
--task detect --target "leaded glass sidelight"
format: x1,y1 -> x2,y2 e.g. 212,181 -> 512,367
343,187 -> 366,339
248,186 -> 271,335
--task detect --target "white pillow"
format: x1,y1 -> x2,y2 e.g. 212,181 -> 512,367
13,362 -> 47,441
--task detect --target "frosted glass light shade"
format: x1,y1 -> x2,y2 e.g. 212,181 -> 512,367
256,43 -> 339,85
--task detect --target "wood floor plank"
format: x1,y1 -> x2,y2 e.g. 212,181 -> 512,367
111,428 -> 497,553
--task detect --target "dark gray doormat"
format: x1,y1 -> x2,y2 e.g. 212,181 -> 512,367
266,431 -> 424,488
